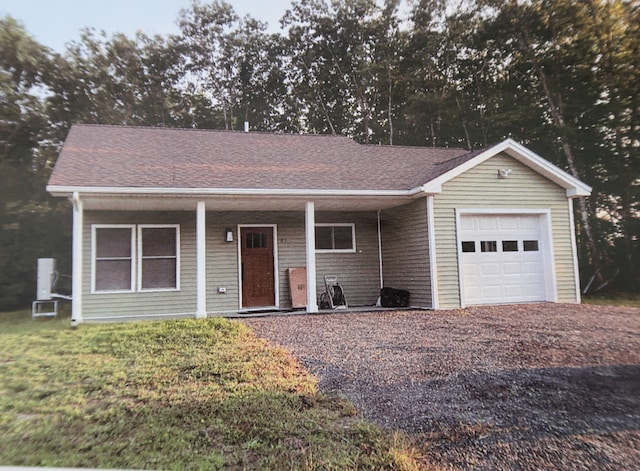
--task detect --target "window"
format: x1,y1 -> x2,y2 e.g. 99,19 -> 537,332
93,225 -> 134,292
315,224 -> 355,252
461,241 -> 476,252
502,240 -> 519,252
139,225 -> 179,290
523,240 -> 539,252
245,231 -> 267,248
480,241 -> 497,252
92,224 -> 180,294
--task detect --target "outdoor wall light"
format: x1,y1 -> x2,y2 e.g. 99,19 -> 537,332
498,168 -> 513,179
225,228 -> 234,242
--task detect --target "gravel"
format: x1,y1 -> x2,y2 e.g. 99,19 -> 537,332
243,303 -> 640,470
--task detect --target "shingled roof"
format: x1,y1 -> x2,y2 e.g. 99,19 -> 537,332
48,124 -> 474,192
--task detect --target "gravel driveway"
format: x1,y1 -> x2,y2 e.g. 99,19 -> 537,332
243,303 -> 640,470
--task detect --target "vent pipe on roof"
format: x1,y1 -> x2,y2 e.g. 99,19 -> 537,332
244,121 -> 249,133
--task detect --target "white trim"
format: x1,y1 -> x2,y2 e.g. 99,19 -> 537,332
455,209 -> 558,307
196,201 -> 207,318
71,193 -> 83,323
48,185 -> 412,198
426,195 -> 439,309
137,224 -> 180,292
377,210 -> 384,289
237,224 -> 279,310
305,202 -> 318,313
568,199 -> 581,303
314,223 -> 356,253
454,210 -> 466,308
418,139 -> 592,198
91,224 -> 136,294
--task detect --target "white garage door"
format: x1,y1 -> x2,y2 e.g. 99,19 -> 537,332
459,214 -> 548,305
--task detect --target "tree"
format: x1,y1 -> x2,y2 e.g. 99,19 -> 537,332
176,0 -> 288,131
0,17 -> 70,310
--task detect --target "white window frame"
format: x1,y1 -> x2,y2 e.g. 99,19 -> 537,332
314,223 -> 356,253
91,224 -> 136,294
137,224 -> 180,292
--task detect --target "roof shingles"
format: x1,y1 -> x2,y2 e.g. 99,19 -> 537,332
48,124 -> 471,191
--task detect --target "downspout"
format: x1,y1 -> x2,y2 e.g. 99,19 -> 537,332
377,210 -> 384,289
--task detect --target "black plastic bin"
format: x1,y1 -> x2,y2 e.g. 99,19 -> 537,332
380,287 -> 410,308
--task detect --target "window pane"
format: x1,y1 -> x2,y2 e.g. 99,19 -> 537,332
524,240 -> 539,252
96,228 -> 131,258
502,240 -> 518,252
142,228 -> 176,256
141,258 -> 177,289
480,241 -> 497,252
315,227 -> 333,250
95,260 -> 131,291
461,241 -> 476,253
333,226 -> 353,250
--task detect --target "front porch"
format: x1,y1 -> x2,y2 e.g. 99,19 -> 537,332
68,192 -> 436,323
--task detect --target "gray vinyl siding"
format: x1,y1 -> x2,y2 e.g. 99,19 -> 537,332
315,212 -> 381,307
433,153 -> 579,308
82,211 -> 197,321
380,199 -> 432,307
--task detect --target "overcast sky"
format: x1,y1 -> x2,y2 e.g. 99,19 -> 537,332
0,0 -> 294,52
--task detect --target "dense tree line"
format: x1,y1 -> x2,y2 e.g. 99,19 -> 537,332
1,0 -> 638,310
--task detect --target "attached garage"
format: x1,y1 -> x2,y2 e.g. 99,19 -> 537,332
457,211 -> 555,306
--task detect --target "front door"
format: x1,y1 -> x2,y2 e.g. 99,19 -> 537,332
241,226 -> 275,308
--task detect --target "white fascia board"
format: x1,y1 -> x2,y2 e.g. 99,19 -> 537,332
501,139 -> 592,197
46,185 -> 412,198
412,139 -> 592,198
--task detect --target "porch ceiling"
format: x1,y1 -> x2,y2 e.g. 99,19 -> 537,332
75,193 -> 415,212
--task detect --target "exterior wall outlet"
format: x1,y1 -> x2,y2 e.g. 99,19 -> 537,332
217,287 -> 226,294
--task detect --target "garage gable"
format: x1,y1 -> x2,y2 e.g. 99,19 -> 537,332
432,152 -> 580,309
420,139 -> 592,198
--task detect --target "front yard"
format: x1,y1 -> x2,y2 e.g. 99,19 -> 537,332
0,311 -> 421,470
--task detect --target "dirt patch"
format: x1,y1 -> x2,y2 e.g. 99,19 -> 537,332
244,303 -> 640,470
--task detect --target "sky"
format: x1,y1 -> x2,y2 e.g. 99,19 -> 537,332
0,0 -> 294,52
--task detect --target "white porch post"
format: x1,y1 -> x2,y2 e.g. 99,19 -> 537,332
426,195 -> 439,309
196,201 -> 207,318
305,201 -> 318,313
71,192 -> 83,325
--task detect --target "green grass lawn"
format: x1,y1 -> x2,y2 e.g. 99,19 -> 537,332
0,311 -> 423,470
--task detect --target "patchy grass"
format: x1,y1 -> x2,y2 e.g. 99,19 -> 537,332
0,310 -> 425,470
583,293 -> 640,308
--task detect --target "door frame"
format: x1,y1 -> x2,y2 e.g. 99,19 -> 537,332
454,208 -> 557,307
237,224 -> 279,310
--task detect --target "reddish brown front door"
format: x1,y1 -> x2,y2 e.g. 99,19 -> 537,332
241,227 -> 275,308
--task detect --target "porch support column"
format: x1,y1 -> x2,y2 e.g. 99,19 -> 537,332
196,201 -> 207,318
71,192 -> 83,325
426,195 -> 439,310
305,201 -> 318,313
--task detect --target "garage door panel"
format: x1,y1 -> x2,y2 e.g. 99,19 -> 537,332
499,216 -> 519,231
460,214 -> 548,306
480,262 -> 500,276
479,217 -> 499,231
